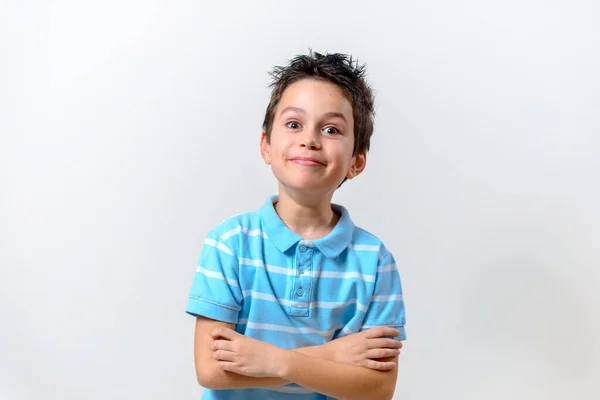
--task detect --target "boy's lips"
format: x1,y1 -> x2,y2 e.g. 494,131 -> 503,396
289,157 -> 326,166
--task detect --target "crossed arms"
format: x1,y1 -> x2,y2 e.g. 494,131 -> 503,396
193,316 -> 404,400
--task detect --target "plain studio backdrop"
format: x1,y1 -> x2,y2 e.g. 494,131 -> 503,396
1,1 -> 599,399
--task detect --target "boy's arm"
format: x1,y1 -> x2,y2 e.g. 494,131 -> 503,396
211,326 -> 398,400
279,351 -> 398,400
194,316 -> 401,394
194,316 -> 331,389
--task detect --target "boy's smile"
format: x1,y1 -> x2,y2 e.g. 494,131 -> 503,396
288,156 -> 326,167
260,78 -> 366,199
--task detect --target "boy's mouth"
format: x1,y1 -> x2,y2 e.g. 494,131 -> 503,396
289,157 -> 326,166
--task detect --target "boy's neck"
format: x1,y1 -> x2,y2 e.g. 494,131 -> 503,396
273,189 -> 339,241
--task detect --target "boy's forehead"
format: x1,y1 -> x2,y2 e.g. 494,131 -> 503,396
276,79 -> 353,120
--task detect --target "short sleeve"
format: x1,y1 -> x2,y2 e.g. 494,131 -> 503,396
185,230 -> 243,324
361,249 -> 407,340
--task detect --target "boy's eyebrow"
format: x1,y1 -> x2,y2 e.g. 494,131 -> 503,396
279,106 -> 348,123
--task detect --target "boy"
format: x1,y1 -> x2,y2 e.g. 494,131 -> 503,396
185,51 -> 407,400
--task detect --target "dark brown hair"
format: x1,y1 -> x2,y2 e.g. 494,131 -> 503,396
262,50 -> 375,156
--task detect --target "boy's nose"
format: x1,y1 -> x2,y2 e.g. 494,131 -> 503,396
299,128 -> 321,150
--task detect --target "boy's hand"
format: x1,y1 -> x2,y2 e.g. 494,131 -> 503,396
210,327 -> 287,378
323,327 -> 403,370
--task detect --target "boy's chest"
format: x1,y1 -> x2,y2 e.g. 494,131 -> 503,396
235,244 -> 377,345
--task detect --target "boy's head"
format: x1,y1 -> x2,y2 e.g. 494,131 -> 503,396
260,51 -> 376,195
262,51 -> 375,156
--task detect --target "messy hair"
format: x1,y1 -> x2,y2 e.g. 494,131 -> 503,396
262,50 -> 375,156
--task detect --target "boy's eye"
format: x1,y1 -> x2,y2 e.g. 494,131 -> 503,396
323,126 -> 340,135
286,121 -> 301,129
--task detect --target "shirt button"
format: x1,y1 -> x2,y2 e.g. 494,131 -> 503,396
299,245 -> 307,252
296,288 -> 304,296
299,267 -> 304,274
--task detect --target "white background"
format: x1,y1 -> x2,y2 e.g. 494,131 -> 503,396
1,1 -> 599,399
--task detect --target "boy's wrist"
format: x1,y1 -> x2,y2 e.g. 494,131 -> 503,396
293,343 -> 332,360
277,349 -> 301,379
318,341 -> 334,361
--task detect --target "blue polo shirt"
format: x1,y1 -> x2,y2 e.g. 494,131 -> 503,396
186,196 -> 407,400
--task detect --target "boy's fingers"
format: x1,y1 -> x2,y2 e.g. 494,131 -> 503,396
368,338 -> 403,349
364,326 -> 400,339
366,348 -> 401,359
211,327 -> 240,339
211,339 -> 235,351
217,361 -> 238,372
213,349 -> 236,362
364,359 -> 396,371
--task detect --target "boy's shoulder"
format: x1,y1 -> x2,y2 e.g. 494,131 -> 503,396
334,202 -> 394,259
207,209 -> 261,236
352,224 -> 384,244
351,224 -> 393,259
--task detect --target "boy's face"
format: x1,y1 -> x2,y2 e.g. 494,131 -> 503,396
260,78 -> 366,197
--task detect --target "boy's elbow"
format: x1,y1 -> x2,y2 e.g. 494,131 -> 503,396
380,384 -> 395,400
378,373 -> 398,400
365,383 -> 393,400
340,382 -> 393,400
362,379 -> 393,400
371,359 -> 397,400
196,363 -> 220,389
195,367 -> 211,388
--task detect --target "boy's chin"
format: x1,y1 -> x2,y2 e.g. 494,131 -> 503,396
277,179 -> 339,196
273,171 -> 345,194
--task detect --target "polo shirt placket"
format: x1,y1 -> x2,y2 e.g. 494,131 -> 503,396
290,240 -> 315,317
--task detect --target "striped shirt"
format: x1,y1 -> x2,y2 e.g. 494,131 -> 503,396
186,195 -> 407,400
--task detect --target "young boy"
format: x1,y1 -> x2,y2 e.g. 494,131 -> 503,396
185,51 -> 407,400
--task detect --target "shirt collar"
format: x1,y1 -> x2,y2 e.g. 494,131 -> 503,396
258,195 -> 355,259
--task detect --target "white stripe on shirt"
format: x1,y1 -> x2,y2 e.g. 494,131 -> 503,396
372,294 -> 404,302
239,258 -> 376,282
318,270 -> 376,282
221,226 -> 268,241
204,238 -> 234,256
238,320 -> 339,337
196,266 -> 239,287
241,290 -> 368,312
238,258 -> 291,275
348,244 -> 381,252
376,263 -> 398,273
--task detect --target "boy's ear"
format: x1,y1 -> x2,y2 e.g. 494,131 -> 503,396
346,151 -> 367,180
260,130 -> 272,165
